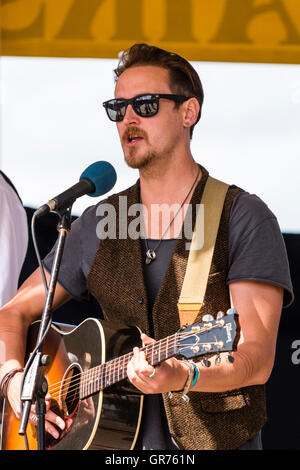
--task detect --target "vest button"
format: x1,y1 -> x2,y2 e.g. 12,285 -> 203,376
137,297 -> 143,304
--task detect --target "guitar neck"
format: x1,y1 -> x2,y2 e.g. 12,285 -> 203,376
79,332 -> 178,399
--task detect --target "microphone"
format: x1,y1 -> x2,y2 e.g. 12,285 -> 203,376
34,161 -> 117,217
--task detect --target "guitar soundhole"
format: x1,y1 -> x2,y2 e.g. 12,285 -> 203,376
45,364 -> 82,449
60,363 -> 81,418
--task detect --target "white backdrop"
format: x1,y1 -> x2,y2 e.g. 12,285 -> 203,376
1,57 -> 299,232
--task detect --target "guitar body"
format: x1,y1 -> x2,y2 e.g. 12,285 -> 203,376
1,318 -> 144,450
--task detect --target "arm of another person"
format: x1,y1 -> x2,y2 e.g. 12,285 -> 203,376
126,280 -> 283,393
0,268 -> 72,433
0,185 -> 28,307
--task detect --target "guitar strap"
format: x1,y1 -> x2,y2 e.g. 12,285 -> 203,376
177,176 -> 229,327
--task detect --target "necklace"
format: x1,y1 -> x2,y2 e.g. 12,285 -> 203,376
142,165 -> 200,265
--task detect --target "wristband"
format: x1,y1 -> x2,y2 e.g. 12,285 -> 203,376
191,362 -> 199,389
0,367 -> 24,399
181,360 -> 197,402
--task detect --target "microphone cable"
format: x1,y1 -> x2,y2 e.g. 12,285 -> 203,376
20,211 -> 52,450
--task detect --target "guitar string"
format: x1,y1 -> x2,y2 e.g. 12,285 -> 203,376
46,329 -> 181,394
47,339 -> 180,401
45,327 -> 204,395
46,342 -> 205,412
45,325 -> 224,401
46,341 -> 202,404
46,335 -> 228,413
47,341 -> 225,405
45,326 -> 225,403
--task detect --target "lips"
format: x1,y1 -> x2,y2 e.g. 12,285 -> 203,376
126,135 -> 143,145
123,127 -> 147,146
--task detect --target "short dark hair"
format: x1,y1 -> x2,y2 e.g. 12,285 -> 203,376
114,43 -> 204,139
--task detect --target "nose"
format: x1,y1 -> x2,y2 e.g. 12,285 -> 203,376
123,103 -> 141,125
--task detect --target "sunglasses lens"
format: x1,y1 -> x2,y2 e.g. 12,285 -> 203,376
135,95 -> 158,117
104,95 -> 159,121
105,100 -> 127,121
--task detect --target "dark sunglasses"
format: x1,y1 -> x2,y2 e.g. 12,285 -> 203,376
102,93 -> 191,122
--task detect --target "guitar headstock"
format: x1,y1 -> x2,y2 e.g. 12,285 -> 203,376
177,308 -> 240,365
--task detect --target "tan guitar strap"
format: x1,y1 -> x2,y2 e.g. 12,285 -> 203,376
177,176 -> 229,327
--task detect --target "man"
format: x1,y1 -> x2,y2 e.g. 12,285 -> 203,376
0,44 -> 293,450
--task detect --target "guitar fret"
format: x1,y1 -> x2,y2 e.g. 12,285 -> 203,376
88,369 -> 92,396
90,368 -> 93,396
114,358 -> 117,384
120,354 -> 126,381
78,314 -> 237,401
79,371 -> 83,399
84,370 -> 88,397
101,363 -> 105,390
92,367 -> 96,395
91,368 -> 94,395
165,335 -> 169,362
95,366 -> 99,391
122,356 -> 125,380
84,372 -> 87,397
105,362 -> 110,386
81,333 -> 179,399
85,370 -> 89,397
174,332 -> 178,356
87,369 -> 91,396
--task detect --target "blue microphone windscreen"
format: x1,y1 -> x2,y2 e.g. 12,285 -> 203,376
79,161 -> 117,197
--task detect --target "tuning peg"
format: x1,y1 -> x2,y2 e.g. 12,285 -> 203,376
226,308 -> 237,315
202,357 -> 211,367
202,314 -> 214,322
215,353 -> 221,366
216,311 -> 224,320
227,352 -> 235,363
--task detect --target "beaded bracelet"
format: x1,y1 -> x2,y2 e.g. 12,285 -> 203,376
0,367 -> 24,399
191,362 -> 199,389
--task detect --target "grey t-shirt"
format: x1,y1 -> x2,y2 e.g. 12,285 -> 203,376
43,190 -> 294,449
44,190 -> 293,308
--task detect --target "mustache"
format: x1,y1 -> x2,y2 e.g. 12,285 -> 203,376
122,126 -> 148,144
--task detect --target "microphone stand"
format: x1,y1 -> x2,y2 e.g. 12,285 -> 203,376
19,205 -> 73,450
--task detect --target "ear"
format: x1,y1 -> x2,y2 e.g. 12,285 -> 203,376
182,97 -> 200,129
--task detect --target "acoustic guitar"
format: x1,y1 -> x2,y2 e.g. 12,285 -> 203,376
1,310 -> 239,450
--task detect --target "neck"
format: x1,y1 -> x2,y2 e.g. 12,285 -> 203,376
139,156 -> 201,240
79,332 -> 179,399
139,155 -> 201,207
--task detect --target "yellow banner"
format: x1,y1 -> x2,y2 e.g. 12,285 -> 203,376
1,0 -> 300,64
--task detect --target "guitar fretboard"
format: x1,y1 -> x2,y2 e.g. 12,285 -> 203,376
79,332 -> 179,399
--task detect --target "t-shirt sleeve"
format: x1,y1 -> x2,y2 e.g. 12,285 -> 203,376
227,191 -> 294,308
43,204 -> 100,302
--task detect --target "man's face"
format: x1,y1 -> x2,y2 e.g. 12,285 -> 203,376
114,65 -> 185,170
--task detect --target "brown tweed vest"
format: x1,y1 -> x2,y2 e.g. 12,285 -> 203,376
87,166 -> 266,450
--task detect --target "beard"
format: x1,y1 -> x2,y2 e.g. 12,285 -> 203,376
122,126 -> 178,172
121,126 -> 156,170
124,149 -> 158,169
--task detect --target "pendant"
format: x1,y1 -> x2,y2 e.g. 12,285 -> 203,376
145,249 -> 156,264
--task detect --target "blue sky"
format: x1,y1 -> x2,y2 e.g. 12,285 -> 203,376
1,57 -> 299,232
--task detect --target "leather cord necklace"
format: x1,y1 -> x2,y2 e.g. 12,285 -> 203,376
142,165 -> 200,264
